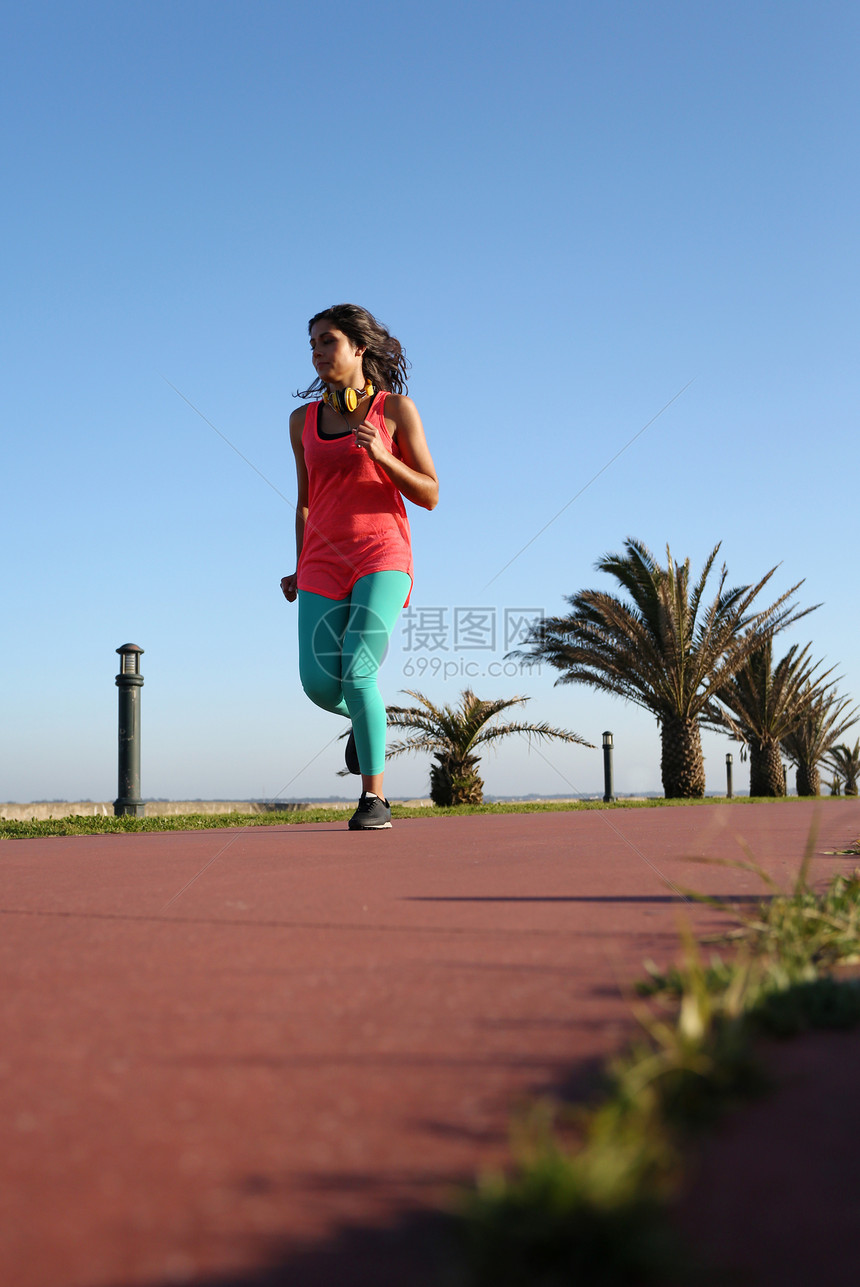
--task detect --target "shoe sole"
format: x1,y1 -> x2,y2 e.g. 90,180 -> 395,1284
348,821 -> 392,830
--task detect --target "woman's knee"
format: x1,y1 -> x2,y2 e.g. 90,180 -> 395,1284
300,664 -> 343,713
341,671 -> 372,699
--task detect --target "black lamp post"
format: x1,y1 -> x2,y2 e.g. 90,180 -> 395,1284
726,752 -> 733,799
114,644 -> 145,818
602,731 -> 615,803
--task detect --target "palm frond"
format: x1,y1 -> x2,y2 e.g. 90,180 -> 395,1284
472,720 -> 594,750
782,685 -> 859,769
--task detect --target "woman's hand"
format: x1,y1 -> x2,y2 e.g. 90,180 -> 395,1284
280,573 -> 298,602
353,420 -> 391,465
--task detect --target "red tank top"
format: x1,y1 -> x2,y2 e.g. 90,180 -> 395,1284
297,393 -> 414,602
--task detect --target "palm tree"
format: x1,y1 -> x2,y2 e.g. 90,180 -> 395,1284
782,686 -> 859,796
510,539 -> 808,799
825,739 -> 860,797
384,688 -> 593,806
710,639 -> 827,796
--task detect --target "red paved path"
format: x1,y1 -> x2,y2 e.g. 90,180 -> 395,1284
2,801 -> 859,1286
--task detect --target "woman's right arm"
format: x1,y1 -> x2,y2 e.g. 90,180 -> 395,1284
280,408 -> 309,603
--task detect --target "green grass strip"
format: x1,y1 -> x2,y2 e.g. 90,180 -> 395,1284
0,793 -> 847,840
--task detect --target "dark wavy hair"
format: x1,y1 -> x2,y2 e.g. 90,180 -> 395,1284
295,303 -> 409,399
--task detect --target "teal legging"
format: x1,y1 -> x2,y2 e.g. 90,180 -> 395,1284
297,571 -> 411,776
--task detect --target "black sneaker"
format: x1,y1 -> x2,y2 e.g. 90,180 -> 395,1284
344,727 -> 361,775
348,792 -> 392,830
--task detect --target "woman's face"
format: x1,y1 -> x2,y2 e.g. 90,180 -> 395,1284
309,320 -> 365,388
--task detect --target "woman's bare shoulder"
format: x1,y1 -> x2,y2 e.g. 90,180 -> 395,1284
381,393 -> 422,431
381,393 -> 416,415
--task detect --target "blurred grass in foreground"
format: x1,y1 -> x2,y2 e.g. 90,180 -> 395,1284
456,838 -> 860,1285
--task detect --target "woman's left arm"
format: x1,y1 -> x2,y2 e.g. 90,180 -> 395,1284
353,395 -> 439,510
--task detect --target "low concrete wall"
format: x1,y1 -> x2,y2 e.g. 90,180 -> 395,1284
1,802 -> 117,821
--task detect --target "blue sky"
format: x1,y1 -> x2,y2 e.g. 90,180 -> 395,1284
2,1 -> 857,803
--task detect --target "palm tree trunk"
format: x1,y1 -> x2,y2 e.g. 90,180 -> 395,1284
660,717 -> 706,798
749,739 -> 786,797
795,761 -> 821,797
430,754 -> 484,806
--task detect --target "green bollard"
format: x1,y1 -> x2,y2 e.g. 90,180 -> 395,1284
114,644 -> 146,818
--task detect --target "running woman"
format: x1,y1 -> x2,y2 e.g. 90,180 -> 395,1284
280,305 -> 438,830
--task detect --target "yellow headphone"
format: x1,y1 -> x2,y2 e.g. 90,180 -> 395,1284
322,379 -> 374,415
